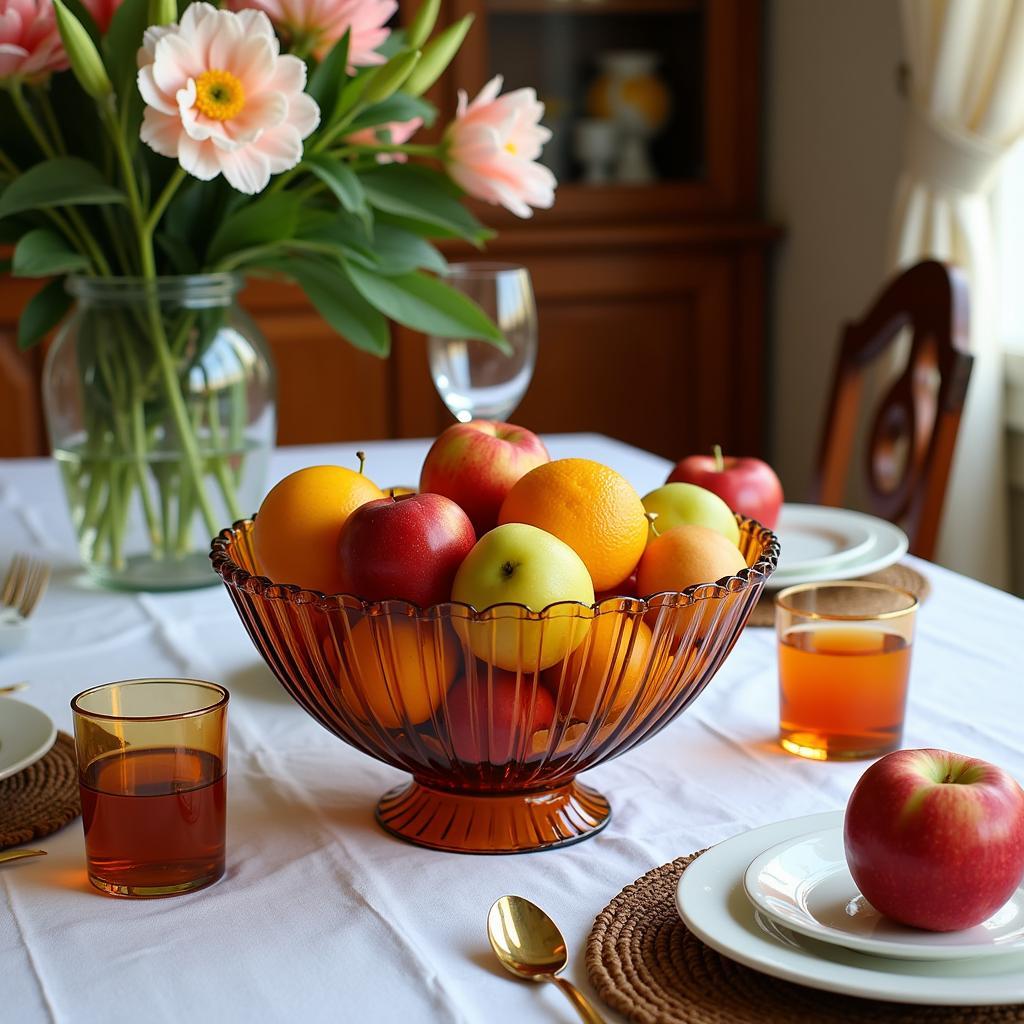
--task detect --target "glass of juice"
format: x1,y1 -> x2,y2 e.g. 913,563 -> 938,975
70,679 -> 228,898
775,582 -> 917,761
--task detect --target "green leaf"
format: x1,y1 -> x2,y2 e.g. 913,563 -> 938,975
343,93 -> 436,133
345,223 -> 446,276
343,264 -> 504,344
103,0 -> 149,125
297,210 -> 376,262
207,193 -> 301,266
18,278 -> 72,350
12,228 -> 90,277
308,29 -> 350,125
0,158 -> 126,219
263,256 -> 391,355
360,164 -> 490,245
304,154 -> 369,228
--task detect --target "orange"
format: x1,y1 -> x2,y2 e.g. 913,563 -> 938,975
546,614 -> 652,721
498,459 -> 647,592
636,524 -> 747,597
253,465 -> 385,593
328,617 -> 459,729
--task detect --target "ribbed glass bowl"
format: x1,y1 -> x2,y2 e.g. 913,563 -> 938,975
211,517 -> 778,853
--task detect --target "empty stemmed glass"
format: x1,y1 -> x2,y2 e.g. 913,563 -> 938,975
428,263 -> 537,423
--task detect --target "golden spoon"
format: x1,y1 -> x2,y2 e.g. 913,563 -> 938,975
487,895 -> 606,1024
0,849 -> 46,864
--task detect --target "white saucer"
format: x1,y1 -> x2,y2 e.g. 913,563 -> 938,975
768,506 -> 909,590
744,825 -> 1024,960
676,812 -> 1024,1005
0,698 -> 57,781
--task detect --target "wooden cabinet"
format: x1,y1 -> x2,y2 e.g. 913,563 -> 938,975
0,0 -> 776,460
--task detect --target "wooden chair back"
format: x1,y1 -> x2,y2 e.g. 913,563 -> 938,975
810,260 -> 973,560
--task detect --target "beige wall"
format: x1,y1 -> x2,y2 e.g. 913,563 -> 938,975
764,0 -> 904,498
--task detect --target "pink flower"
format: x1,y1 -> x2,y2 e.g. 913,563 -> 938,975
444,75 -> 556,219
346,116 -> 421,163
227,0 -> 395,66
80,0 -> 122,33
137,2 -> 320,195
0,0 -> 68,81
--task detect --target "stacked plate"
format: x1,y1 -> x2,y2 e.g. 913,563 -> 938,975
0,699 -> 56,781
676,812 -> 1024,1005
769,505 -> 909,589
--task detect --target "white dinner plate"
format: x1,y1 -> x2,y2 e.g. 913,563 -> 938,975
768,506 -> 909,590
676,812 -> 1024,1005
0,698 -> 56,781
772,505 -> 874,577
744,825 -> 1024,960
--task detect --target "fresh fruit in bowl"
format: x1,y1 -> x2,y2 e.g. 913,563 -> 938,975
327,616 -> 460,730
337,492 -> 475,606
668,446 -> 783,529
637,524 -> 747,598
253,461 -> 384,594
499,458 -> 648,592
642,482 -> 740,546
445,667 -> 555,764
420,420 -> 550,535
451,523 -> 594,671
546,612 -> 653,721
844,748 -> 1024,931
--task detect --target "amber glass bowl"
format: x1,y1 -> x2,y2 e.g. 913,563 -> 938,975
211,518 -> 778,854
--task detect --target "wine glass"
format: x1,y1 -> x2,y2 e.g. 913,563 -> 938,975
428,263 -> 537,423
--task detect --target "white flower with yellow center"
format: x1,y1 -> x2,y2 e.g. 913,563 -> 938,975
137,2 -> 320,194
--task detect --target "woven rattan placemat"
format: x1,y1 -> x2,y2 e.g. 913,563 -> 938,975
747,563 -> 931,628
0,731 -> 80,850
586,851 -> 1022,1024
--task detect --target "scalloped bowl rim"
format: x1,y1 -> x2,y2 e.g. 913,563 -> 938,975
210,516 -> 780,619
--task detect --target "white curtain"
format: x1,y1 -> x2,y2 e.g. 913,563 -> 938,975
890,0 -> 1024,587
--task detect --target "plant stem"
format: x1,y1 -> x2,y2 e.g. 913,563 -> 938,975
36,87 -> 67,156
145,167 -> 186,235
339,142 -> 441,157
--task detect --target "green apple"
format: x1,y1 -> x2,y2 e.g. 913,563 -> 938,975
642,482 -> 741,546
451,523 -> 594,672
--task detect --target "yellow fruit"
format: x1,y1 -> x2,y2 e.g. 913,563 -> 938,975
332,617 -> 459,729
498,458 -> 647,592
636,524 -> 747,597
547,614 -> 652,721
253,465 -> 384,593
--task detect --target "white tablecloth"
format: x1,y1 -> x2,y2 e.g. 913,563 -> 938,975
2,435 -> 1022,1024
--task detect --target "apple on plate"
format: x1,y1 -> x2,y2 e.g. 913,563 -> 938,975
642,482 -> 740,546
667,445 -> 783,529
419,420 -> 550,535
445,667 -> 555,763
451,523 -> 594,672
337,492 -> 475,606
844,748 -> 1024,932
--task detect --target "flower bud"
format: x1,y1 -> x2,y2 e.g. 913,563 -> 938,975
52,0 -> 112,100
360,49 -> 421,106
405,0 -> 441,50
404,14 -> 473,98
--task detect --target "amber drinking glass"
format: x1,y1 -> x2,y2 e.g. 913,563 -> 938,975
775,582 -> 918,761
70,679 -> 228,897
212,517 -> 778,854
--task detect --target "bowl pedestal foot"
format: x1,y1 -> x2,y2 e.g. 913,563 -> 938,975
375,777 -> 611,854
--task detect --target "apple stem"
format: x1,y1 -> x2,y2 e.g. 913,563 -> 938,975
712,444 -> 724,473
645,511 -> 661,537
356,451 -> 367,476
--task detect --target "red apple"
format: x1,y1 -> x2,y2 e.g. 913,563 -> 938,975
445,667 -> 555,763
420,420 -> 550,535
844,748 -> 1024,932
667,445 -> 783,529
337,492 -> 475,606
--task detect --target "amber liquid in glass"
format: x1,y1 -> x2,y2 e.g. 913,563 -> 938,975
778,625 -> 911,760
80,747 -> 226,896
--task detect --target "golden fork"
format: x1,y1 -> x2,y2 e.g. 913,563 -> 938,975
1,556 -> 51,619
0,849 -> 46,864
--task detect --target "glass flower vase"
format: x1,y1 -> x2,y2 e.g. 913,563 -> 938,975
43,274 -> 275,591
